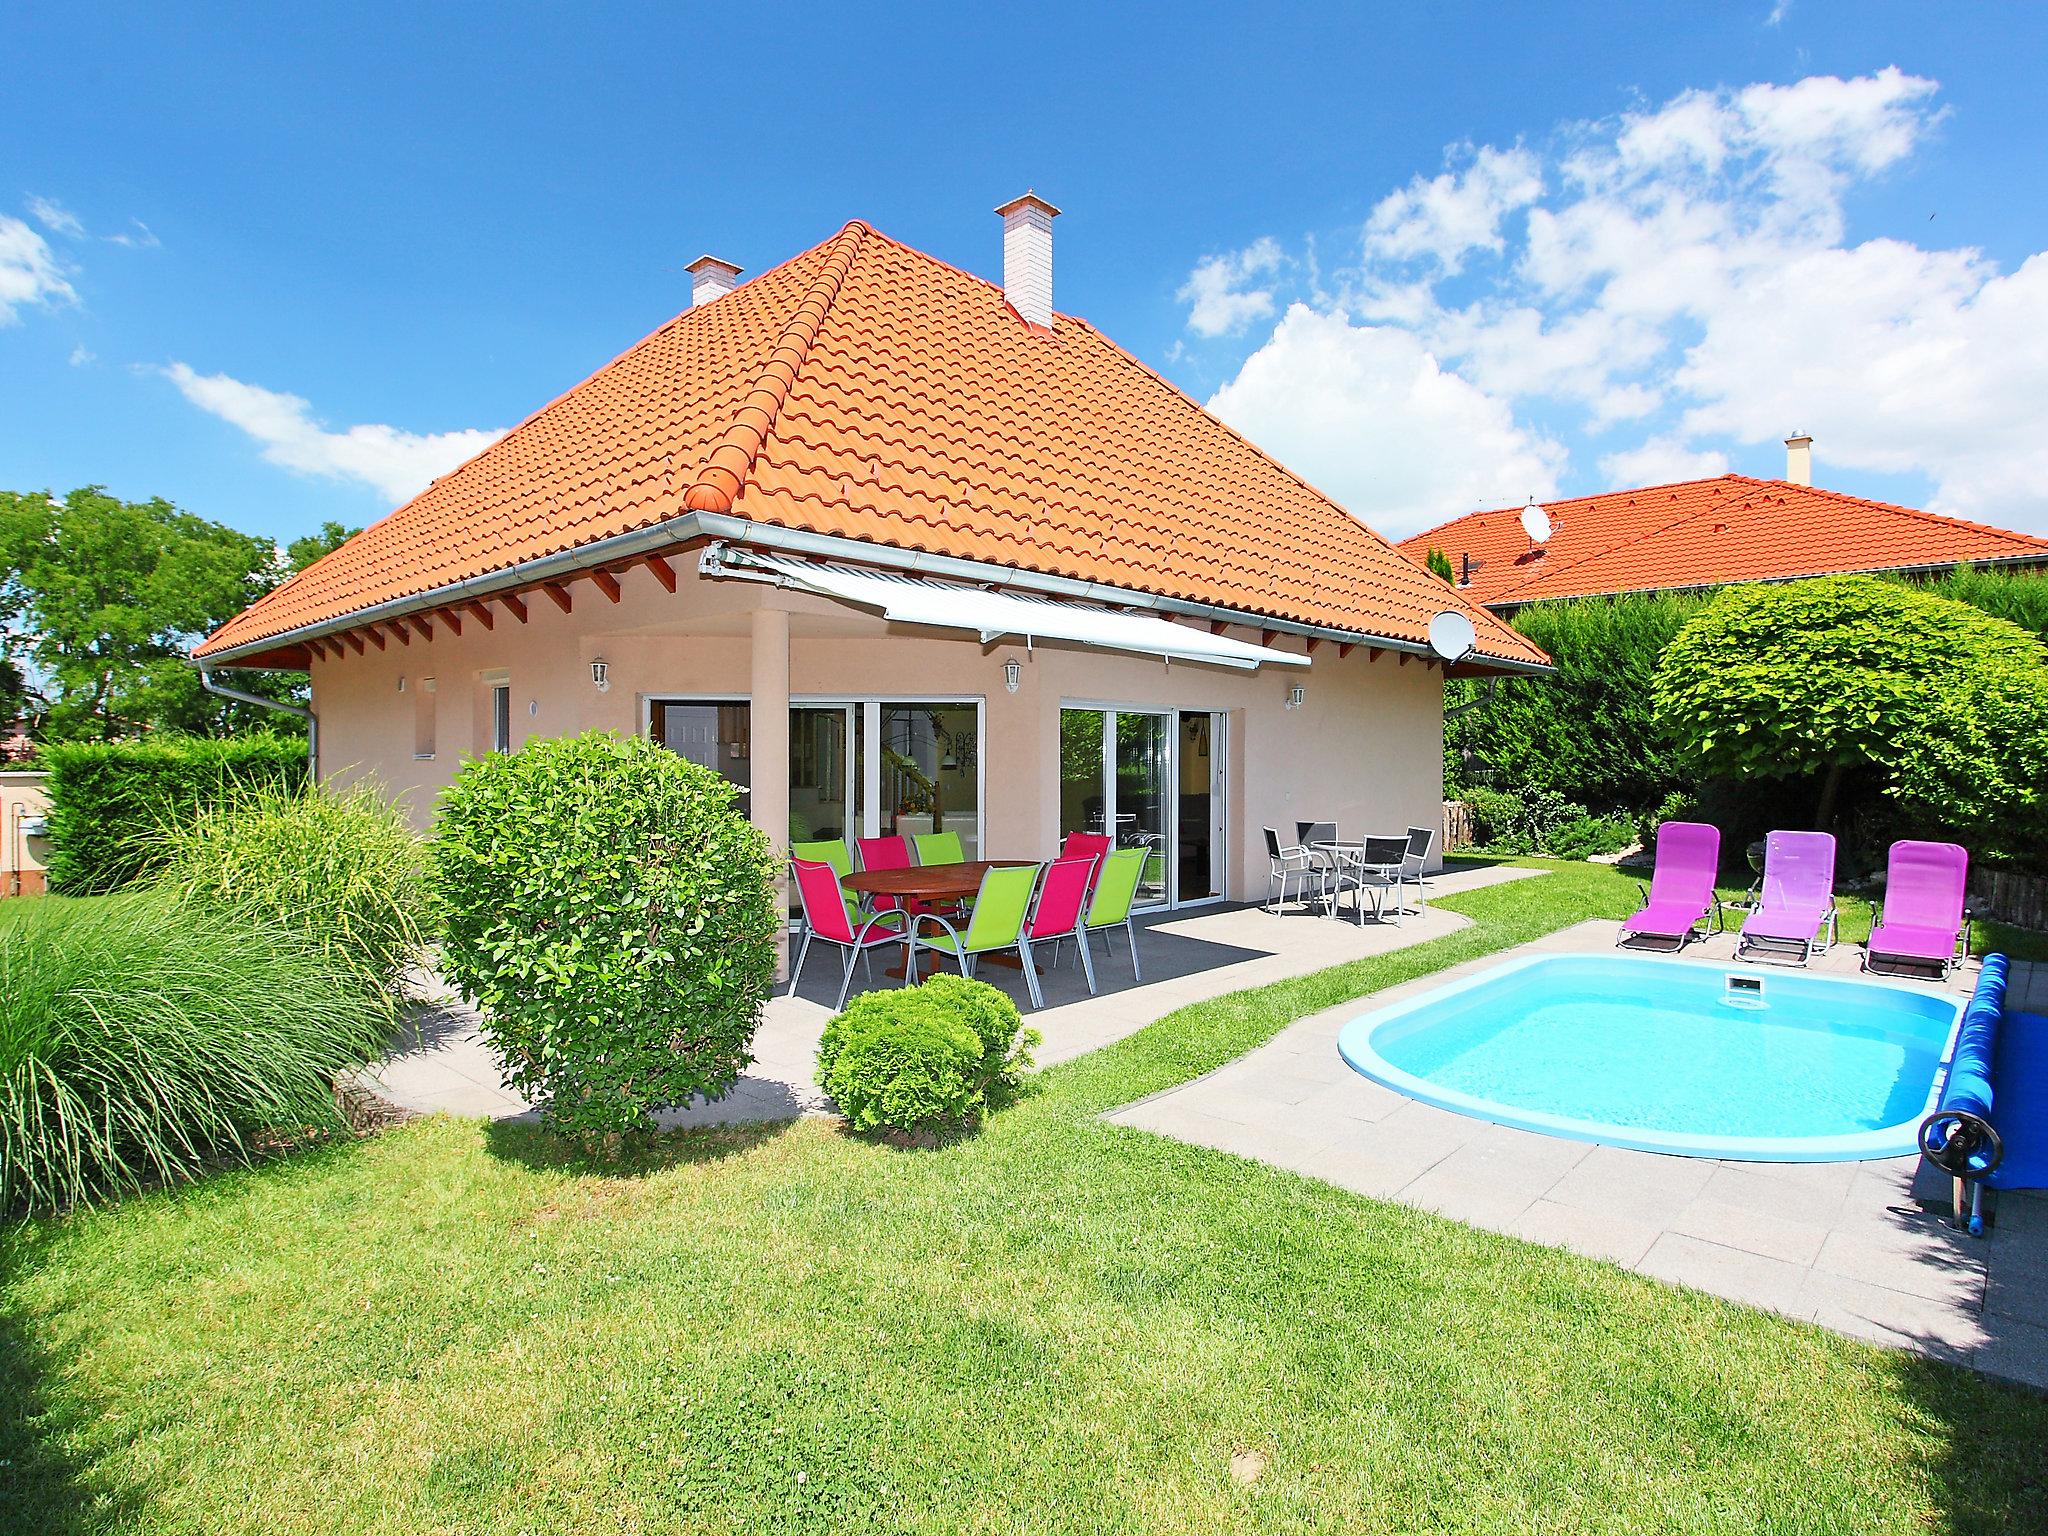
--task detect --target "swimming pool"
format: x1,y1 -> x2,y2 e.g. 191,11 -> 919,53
1337,953 -> 1963,1162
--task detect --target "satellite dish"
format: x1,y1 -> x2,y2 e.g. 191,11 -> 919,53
1519,497 -> 1553,545
1429,610 -> 1477,664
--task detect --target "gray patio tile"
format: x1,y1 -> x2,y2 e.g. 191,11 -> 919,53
1666,1197 -> 1831,1267
1981,1268 -> 2048,1327
1302,1132 -> 1463,1203
1543,1146 -> 1718,1224
1811,1227 -> 1986,1308
1396,1124 -> 1592,1230
1696,1163 -> 1855,1228
1510,1199 -> 1662,1268
1973,1315 -> 2048,1390
407,1082 -> 531,1119
1797,1271 -> 1984,1363
1289,1073 -> 1410,1127
1636,1233 -> 1811,1320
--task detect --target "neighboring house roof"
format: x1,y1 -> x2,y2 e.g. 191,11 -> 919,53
199,220 -> 1543,670
1400,476 -> 2048,609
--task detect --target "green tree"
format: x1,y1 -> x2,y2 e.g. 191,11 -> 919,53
1424,546 -> 1455,583
1653,575 -> 2048,830
0,487 -> 289,741
285,519 -> 359,573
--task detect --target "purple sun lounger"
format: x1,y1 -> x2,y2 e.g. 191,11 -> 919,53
1866,840 -> 1969,978
1735,830 -> 1838,966
1618,820 -> 1722,951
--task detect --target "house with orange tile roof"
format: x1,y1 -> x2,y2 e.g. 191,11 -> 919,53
1399,440 -> 2048,612
199,198 -> 1541,908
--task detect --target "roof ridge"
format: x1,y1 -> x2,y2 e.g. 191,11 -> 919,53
1723,474 -> 2048,550
683,223 -> 868,513
1484,486 -> 1741,604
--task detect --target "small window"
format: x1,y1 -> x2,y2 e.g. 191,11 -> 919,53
491,685 -> 511,753
414,677 -> 437,759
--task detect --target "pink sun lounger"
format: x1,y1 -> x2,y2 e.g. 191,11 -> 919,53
1618,820 -> 1722,951
1736,830 -> 1838,966
1866,840 -> 1969,977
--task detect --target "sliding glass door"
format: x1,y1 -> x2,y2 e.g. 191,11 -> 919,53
1060,706 -> 1225,910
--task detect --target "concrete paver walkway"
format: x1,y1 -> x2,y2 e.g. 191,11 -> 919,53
353,861 -> 1543,1128
1107,918 -> 2048,1389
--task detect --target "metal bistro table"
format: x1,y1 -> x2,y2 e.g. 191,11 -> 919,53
842,859 -> 1039,979
1312,838 -> 1408,925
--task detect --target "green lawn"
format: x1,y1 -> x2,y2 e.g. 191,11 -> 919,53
4,862 -> 2046,1534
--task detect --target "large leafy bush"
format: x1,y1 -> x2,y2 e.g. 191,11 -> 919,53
40,731 -> 306,893
431,732 -> 778,1143
815,975 -> 1039,1142
0,890 -> 386,1214
154,780 -> 432,1014
1654,576 -> 2047,829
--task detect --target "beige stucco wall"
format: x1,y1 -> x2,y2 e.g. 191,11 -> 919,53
308,555 -> 1446,903
1,770 -> 51,895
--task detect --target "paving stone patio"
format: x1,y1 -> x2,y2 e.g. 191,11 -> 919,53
1106,917 -> 2048,1390
352,860 -> 1544,1127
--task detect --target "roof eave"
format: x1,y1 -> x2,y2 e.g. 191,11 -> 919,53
1484,550 -> 2048,611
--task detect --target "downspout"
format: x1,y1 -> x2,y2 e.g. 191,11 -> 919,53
199,667 -> 318,778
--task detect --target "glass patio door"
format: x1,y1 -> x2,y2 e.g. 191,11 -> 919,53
1060,706 -> 1218,910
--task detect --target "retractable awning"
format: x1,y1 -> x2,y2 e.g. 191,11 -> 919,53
706,547 -> 1310,669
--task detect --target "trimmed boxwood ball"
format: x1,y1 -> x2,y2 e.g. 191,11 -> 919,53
816,976 -> 1040,1141
430,731 -> 778,1145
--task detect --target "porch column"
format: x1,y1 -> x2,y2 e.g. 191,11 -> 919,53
750,606 -> 791,978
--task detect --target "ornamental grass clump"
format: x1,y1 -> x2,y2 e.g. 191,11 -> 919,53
0,891 -> 388,1215
153,780 -> 432,1014
816,975 -> 1039,1143
430,732 -> 779,1147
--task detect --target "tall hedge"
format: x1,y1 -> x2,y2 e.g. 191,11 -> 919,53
1445,591 -> 1706,812
40,732 -> 308,894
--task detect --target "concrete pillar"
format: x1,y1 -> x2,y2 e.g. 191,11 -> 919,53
750,606 -> 791,977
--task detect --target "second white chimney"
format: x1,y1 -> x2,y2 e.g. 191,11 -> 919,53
686,254 -> 744,309
995,192 -> 1060,329
1784,431 -> 1813,486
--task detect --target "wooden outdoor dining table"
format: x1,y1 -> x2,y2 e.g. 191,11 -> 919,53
841,859 -> 1040,977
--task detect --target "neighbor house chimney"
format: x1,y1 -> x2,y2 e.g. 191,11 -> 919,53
1784,431 -> 1813,486
994,192 -> 1060,329
686,254 -> 744,308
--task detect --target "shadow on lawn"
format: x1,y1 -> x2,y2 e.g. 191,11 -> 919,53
1891,1351 -> 2048,1531
483,1114 -> 794,1178
0,1236 -> 142,1533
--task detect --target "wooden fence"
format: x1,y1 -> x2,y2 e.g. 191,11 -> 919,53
1972,867 -> 2048,934
1442,799 -> 1475,853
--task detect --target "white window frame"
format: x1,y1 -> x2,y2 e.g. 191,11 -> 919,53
1059,698 -> 1228,910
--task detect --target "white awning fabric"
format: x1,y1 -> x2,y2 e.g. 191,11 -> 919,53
714,549 -> 1310,669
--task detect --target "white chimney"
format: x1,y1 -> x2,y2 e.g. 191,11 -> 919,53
1784,431 -> 1813,486
994,192 -> 1060,329
686,254 -> 743,309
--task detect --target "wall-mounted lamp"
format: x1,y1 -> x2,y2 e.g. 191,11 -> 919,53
590,657 -> 611,693
1002,658 -> 1022,694
1286,684 -> 1307,710
396,675 -> 407,693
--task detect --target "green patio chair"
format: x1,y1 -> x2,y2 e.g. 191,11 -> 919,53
909,862 -> 1044,1009
1082,846 -> 1148,981
791,837 -> 859,929
912,830 -> 965,866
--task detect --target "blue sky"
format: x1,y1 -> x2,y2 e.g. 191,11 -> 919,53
5,1 -> 2046,545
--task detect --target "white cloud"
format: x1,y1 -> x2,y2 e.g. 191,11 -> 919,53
0,215 -> 75,323
105,220 -> 160,250
1363,145 -> 1542,273
1176,237 -> 1285,338
161,362 -> 505,503
27,196 -> 83,238
68,344 -> 94,366
1205,304 -> 1564,538
1599,436 -> 1731,487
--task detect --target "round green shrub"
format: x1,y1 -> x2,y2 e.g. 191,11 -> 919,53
0,889 -> 387,1215
153,779 -> 431,1015
816,977 -> 1040,1141
1542,814 -> 1637,861
429,732 -> 778,1144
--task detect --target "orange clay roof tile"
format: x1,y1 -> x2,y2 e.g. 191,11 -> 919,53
1400,476 -> 2048,607
202,220 -> 1539,666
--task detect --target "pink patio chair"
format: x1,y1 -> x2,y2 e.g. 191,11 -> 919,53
1027,853 -> 1101,995
856,834 -> 956,918
1866,840 -> 1969,977
1736,830 -> 1838,966
788,858 -> 905,1010
1618,821 -> 1722,951
1060,832 -> 1114,894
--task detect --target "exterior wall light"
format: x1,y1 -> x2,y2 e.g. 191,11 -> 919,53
590,657 -> 611,693
1003,658 -> 1022,694
1286,684 -> 1307,710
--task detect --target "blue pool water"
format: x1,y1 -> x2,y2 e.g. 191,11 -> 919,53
1337,954 -> 1962,1161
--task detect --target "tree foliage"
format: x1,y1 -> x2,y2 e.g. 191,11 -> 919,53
0,487 -> 298,741
1424,546 -> 1455,583
1654,575 -> 2048,829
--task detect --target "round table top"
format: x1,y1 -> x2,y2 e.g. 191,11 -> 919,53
842,859 -> 1035,901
